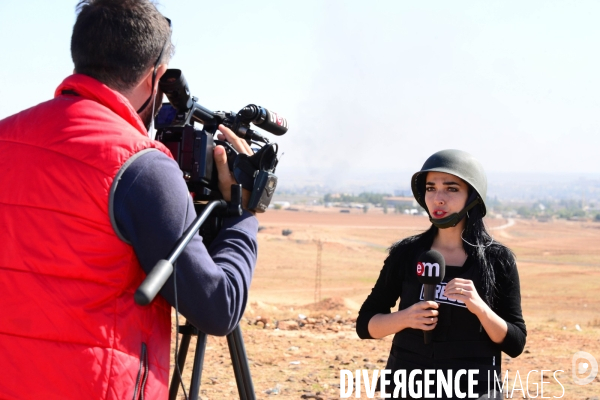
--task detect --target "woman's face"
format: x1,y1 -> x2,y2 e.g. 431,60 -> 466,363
424,171 -> 469,220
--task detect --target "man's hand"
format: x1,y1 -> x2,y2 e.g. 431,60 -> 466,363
213,124 -> 254,212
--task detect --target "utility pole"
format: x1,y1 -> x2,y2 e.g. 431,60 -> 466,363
314,239 -> 322,304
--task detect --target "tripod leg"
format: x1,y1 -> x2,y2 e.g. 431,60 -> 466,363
189,331 -> 208,400
169,331 -> 191,400
227,333 -> 246,400
227,325 -> 256,400
233,326 -> 256,400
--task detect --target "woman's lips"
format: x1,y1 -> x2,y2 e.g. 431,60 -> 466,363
431,210 -> 447,218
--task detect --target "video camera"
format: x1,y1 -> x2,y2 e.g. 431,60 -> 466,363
139,70 -> 287,398
154,69 -> 286,213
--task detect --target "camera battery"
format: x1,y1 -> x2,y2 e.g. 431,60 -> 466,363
248,171 -> 277,213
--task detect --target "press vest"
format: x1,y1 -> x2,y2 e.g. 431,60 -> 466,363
390,244 -> 500,360
0,74 -> 173,399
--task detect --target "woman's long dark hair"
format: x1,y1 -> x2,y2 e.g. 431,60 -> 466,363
459,204 -> 498,306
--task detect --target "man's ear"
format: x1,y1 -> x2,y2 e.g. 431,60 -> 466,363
142,66 -> 155,92
154,64 -> 169,92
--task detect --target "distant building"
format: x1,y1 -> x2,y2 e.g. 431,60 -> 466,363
271,201 -> 291,209
383,196 -> 418,208
403,209 -> 419,215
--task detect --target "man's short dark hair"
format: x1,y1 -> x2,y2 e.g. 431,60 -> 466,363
71,0 -> 173,92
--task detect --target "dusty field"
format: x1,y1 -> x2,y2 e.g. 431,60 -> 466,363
169,208 -> 600,399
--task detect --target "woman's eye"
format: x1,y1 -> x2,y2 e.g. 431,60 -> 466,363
448,187 -> 458,192
426,187 -> 435,191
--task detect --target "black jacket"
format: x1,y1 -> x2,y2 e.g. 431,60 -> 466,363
357,234 -> 526,367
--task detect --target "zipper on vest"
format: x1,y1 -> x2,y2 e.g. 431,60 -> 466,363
132,342 -> 149,400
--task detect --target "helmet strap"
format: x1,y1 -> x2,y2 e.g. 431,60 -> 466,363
429,195 -> 482,229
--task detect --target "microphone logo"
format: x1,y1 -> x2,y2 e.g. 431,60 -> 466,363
268,111 -> 288,128
416,262 -> 440,277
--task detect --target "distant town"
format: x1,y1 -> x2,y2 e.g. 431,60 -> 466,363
272,172 -> 600,222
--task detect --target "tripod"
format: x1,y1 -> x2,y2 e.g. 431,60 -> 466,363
135,186 -> 256,400
168,323 -> 255,400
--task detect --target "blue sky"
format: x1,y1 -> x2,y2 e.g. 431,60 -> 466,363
2,1 -> 600,186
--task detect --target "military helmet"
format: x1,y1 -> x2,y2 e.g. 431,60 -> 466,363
411,149 -> 487,228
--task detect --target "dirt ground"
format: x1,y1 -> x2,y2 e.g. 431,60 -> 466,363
169,208 -> 600,399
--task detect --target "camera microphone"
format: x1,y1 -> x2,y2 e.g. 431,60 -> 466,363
416,250 -> 446,344
238,104 -> 288,136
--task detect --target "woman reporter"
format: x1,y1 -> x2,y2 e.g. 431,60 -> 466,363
357,149 -> 526,399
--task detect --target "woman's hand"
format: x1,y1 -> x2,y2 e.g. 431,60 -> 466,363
367,301 -> 439,338
444,278 -> 487,316
402,301 -> 440,331
445,278 -> 508,344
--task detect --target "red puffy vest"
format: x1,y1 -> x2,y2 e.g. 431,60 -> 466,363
0,75 -> 173,399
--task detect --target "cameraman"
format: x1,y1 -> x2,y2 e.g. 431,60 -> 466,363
0,1 -> 258,398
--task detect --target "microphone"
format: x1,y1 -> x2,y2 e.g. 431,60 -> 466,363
416,250 -> 446,344
238,104 -> 288,136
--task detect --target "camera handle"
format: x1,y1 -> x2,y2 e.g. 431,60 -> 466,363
134,185 -> 243,305
134,185 -> 255,400
134,198 -> 226,305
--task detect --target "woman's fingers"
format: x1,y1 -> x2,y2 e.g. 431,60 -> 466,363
421,300 -> 439,309
406,301 -> 441,330
421,315 -> 438,330
446,278 -> 475,298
